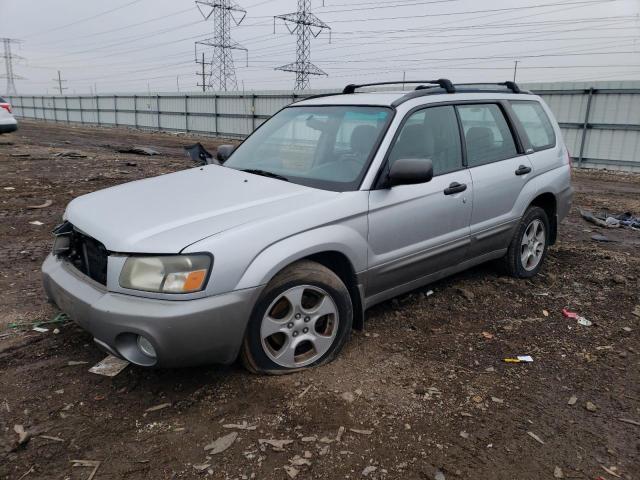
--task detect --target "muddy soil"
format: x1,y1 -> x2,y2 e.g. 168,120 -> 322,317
1,120 -> 639,480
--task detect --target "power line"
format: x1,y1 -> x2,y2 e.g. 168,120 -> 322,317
274,0 -> 331,91
195,0 -> 248,91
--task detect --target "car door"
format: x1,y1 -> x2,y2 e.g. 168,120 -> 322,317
366,105 -> 472,298
456,102 -> 532,258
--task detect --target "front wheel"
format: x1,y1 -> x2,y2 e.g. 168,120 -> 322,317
504,206 -> 550,278
240,260 -> 353,374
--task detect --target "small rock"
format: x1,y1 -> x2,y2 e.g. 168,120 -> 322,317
585,401 -> 597,412
567,395 -> 577,406
456,287 -> 475,301
13,425 -> 31,447
258,438 -> 294,451
434,469 -> 446,480
632,306 -> 640,318
193,463 -> 210,472
284,465 -> 299,479
543,310 -> 549,317
622,326 -> 632,332
362,465 -> 377,477
459,431 -> 469,439
526,431 -> 544,445
204,432 -> 238,454
53,328 -> 60,334
472,395 -> 483,403
341,392 -> 355,403
491,396 -> 504,404
554,466 -> 564,478
612,274 -> 626,284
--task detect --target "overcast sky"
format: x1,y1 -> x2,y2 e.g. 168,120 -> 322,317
1,0 -> 639,94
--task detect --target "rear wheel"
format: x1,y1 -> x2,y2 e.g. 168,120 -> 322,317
240,260 -> 353,374
504,206 -> 550,278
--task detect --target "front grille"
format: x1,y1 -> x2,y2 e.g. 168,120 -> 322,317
54,222 -> 109,285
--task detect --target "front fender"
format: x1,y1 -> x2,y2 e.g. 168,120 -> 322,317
235,223 -> 368,291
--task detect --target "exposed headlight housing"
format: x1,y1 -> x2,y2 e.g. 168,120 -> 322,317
119,254 -> 212,293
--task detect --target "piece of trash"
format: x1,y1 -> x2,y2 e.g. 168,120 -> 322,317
349,428 -> 373,435
504,355 -> 533,363
204,432 -> 238,454
568,395 -> 577,406
32,326 -> 49,333
14,424 -> 31,447
527,431 -> 545,445
117,145 -> 159,156
223,421 -> 257,430
88,355 -> 129,377
591,234 -> 617,242
562,308 -> 592,326
543,309 -> 549,317
71,460 -> 101,480
481,331 -> 494,339
145,402 -> 171,413
601,466 -> 622,478
29,220 -> 44,226
284,465 -> 299,479
4,186 -> 15,190
184,143 -> 216,165
39,435 -> 64,442
554,466 -> 564,478
581,209 -> 640,230
10,313 -> 69,330
67,360 -> 88,366
26,199 -> 53,209
258,438 -> 294,451
618,418 -> 640,427
426,290 -> 434,297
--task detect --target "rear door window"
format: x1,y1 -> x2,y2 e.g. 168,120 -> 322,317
456,104 -> 518,167
510,101 -> 556,151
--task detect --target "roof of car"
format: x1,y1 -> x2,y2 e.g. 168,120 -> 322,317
292,80 -> 534,108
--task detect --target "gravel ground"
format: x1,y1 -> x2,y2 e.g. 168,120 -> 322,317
1,119 -> 639,480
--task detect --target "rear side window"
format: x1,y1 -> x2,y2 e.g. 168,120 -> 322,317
388,106 -> 462,176
0,97 -> 6,103
457,104 -> 518,167
510,101 -> 556,151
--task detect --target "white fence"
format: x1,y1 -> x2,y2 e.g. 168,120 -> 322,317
7,81 -> 640,172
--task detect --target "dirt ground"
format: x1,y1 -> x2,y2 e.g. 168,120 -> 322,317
1,119 -> 639,480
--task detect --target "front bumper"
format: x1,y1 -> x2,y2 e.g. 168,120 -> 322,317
42,254 -> 261,367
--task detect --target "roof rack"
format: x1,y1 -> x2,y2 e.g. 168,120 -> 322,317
342,79 -> 455,94
454,81 -> 522,93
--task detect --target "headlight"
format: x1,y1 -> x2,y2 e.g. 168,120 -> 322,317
119,254 -> 212,293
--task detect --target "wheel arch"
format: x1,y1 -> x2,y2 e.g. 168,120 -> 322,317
529,192 -> 557,244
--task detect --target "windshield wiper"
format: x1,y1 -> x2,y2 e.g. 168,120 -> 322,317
241,169 -> 289,182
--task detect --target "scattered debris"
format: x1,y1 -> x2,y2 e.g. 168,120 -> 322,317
204,432 -> 238,454
284,465 -> 299,479
580,209 -> 640,230
554,466 -> 564,478
28,220 -> 44,226
117,145 -> 159,156
258,438 -> 294,451
362,465 -> 377,477
341,391 -> 355,403
434,469 -> 446,480
289,455 -> 312,467
10,153 -> 30,158
481,331 -> 494,340
543,309 -> 549,317
591,234 -> 617,242
504,355 -> 533,363
491,396 -> 504,404
53,150 -> 88,158
297,385 -> 312,399
70,460 -> 101,480
13,424 -> 31,448
39,435 -> 64,442
88,355 -> 130,377
336,426 -> 345,442
26,199 -> 53,209
184,143 -> 215,165
32,326 -> 49,333
601,466 -> 622,478
562,308 -> 592,326
456,287 -> 475,301
9,312 -> 69,330
585,401 -> 597,412
459,431 -> 470,439
301,435 -> 317,442
67,360 -> 89,366
3,186 -> 15,190
223,421 -> 257,430
125,161 -> 137,166
527,431 -> 545,445
632,306 -> 640,318
617,418 -> 640,427
568,395 -> 577,406
350,428 -> 373,435
145,402 -> 171,413
193,463 -> 210,472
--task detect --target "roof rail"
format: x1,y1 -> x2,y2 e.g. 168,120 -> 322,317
454,81 -> 523,93
343,79 -> 455,94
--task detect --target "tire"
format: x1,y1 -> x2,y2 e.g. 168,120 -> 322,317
240,260 -> 353,374
503,206 -> 550,278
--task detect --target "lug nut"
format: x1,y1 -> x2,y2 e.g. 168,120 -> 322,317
292,331 -> 299,337
304,316 -> 310,322
295,313 -> 301,319
303,327 -> 309,333
287,322 -> 294,328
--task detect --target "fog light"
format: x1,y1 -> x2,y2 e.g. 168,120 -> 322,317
137,335 -> 157,358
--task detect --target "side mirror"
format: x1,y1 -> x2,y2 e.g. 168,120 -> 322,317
216,144 -> 236,164
388,158 -> 434,187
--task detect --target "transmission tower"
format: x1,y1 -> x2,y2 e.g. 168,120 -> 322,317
274,0 -> 331,91
194,0 -> 247,91
1,38 -> 24,96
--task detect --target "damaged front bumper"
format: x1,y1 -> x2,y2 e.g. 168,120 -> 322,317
42,254 -> 261,368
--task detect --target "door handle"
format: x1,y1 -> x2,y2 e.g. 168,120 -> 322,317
515,165 -> 532,176
444,182 -> 467,195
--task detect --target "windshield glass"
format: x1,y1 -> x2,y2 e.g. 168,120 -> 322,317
224,105 -> 392,191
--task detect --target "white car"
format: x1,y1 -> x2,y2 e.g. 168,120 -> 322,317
0,97 -> 18,133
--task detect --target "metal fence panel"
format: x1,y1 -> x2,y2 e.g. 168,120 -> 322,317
7,82 -> 640,171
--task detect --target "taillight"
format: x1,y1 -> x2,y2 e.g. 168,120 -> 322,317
0,103 -> 11,114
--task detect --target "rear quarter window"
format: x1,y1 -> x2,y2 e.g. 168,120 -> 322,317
510,101 -> 556,151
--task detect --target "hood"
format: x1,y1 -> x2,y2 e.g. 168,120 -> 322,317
65,165 -> 337,253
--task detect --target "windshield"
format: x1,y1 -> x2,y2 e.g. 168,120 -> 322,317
224,105 -> 392,191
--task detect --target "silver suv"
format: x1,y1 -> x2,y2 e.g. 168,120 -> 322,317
42,79 -> 573,373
